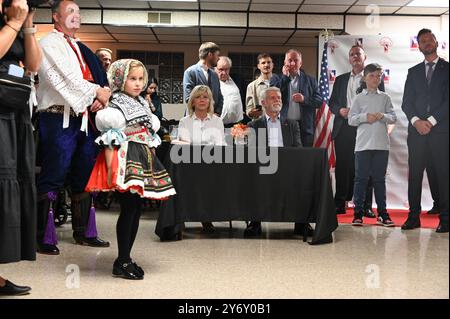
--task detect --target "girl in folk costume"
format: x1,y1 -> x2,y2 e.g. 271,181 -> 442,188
86,59 -> 176,280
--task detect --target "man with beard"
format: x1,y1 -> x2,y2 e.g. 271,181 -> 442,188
183,42 -> 223,115
401,28 -> 449,233
36,0 -> 111,254
244,87 -> 301,237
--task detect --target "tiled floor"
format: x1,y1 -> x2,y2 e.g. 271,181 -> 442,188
0,209 -> 448,299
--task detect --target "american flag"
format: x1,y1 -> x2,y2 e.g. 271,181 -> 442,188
314,41 -> 336,168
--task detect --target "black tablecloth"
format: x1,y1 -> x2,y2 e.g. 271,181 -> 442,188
155,145 -> 338,245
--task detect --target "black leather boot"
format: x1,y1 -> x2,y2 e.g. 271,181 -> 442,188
36,193 -> 59,255
71,192 -> 110,247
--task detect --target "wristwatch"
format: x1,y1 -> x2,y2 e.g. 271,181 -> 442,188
22,26 -> 37,34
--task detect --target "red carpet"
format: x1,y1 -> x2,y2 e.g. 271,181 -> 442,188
337,209 -> 440,229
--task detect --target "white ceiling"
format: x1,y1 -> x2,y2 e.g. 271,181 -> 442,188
35,0 -> 449,45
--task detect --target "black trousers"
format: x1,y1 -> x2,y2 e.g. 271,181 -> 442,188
334,122 -> 373,210
426,160 -> 440,208
407,131 -> 449,220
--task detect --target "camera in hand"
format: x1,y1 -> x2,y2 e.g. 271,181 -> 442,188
3,0 -> 49,9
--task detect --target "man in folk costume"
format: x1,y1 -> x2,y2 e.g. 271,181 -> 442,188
36,0 -> 111,254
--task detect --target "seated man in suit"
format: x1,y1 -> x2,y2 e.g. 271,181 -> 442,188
245,87 -> 312,237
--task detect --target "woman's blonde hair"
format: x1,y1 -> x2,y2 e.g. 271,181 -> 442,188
187,85 -> 215,116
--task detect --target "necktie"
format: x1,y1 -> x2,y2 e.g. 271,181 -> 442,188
426,62 -> 435,85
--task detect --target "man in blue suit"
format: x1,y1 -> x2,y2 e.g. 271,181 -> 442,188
270,49 -> 322,147
401,28 -> 449,233
183,42 -> 223,115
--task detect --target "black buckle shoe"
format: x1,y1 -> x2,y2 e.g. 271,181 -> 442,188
401,215 -> 421,230
112,260 -> 144,280
244,222 -> 262,237
132,262 -> 145,277
74,234 -> 110,247
0,280 -> 31,296
37,243 -> 60,255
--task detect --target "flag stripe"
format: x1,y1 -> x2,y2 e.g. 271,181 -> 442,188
314,41 -> 336,168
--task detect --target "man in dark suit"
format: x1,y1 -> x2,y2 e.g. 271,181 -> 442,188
401,28 -> 449,233
183,42 -> 223,115
329,45 -> 383,216
245,87 -> 311,237
270,49 -> 322,147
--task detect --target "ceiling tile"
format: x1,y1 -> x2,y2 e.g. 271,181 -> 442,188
99,0 -> 150,8
202,36 -> 243,44
250,4 -> 300,12
252,0 -> 299,3
246,29 -> 293,37
149,1 -> 199,10
299,5 -> 350,13
201,28 -> 247,36
347,5 -> 400,14
153,27 -> 199,35
201,2 -> 249,10
396,7 -> 449,14
303,0 -> 355,4
105,26 -> 154,34
356,0 -> 410,5
77,0 -> 101,8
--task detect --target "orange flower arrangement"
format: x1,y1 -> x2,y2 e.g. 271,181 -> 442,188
230,123 -> 249,138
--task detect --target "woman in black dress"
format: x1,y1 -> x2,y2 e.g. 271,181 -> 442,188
0,0 -> 42,296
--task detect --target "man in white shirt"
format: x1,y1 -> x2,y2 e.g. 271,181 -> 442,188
36,0 -> 111,255
215,56 -> 243,127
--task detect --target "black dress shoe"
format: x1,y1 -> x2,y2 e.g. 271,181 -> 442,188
401,215 -> 421,230
294,223 -> 314,237
363,208 -> 376,218
37,243 -> 60,255
0,280 -> 31,296
244,222 -> 262,237
427,205 -> 440,215
112,260 -> 143,280
201,222 -> 216,233
74,235 -> 110,247
436,223 -> 449,233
